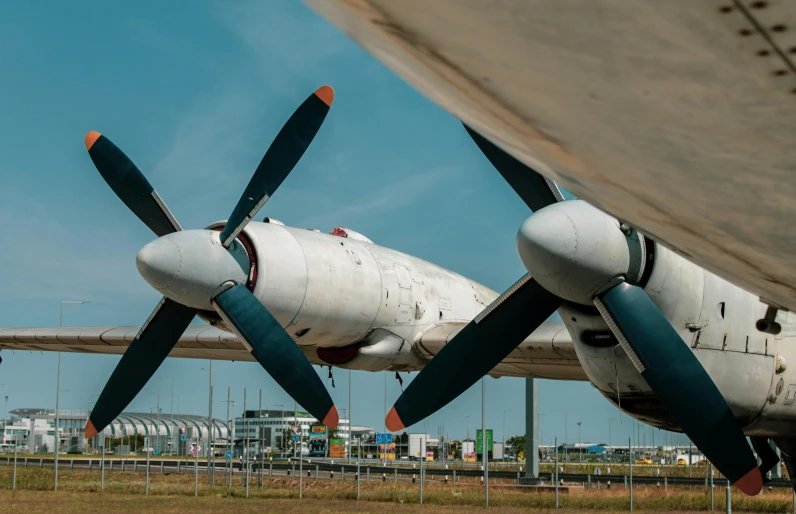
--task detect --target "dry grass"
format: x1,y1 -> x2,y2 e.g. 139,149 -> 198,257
0,467 -> 793,512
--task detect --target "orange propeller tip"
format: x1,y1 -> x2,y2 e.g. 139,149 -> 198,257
85,131 -> 101,151
314,85 -> 334,107
735,468 -> 763,496
84,419 -> 99,439
322,405 -> 339,429
385,406 -> 405,432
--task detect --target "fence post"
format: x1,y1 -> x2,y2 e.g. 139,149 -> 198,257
726,480 -> 731,514
145,439 -> 150,496
710,462 -> 714,511
194,442 -> 199,497
629,437 -> 633,512
395,468 -> 398,482
554,437 -> 559,509
420,449 -> 424,505
12,442 -> 17,490
100,445 -> 105,492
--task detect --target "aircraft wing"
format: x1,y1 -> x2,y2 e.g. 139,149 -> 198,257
0,322 -> 587,380
0,325 -> 257,362
415,321 -> 586,381
304,0 -> 796,314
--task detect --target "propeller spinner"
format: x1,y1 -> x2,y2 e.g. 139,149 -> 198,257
84,86 -> 339,439
386,124 -> 763,496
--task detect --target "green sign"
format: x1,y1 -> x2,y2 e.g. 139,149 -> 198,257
476,429 -> 493,454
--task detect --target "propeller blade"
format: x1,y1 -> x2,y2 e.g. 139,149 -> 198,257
219,86 -> 335,247
212,284 -> 339,427
85,131 -> 182,237
386,275 -> 561,431
463,123 -> 564,211
85,297 -> 196,437
594,283 -> 762,495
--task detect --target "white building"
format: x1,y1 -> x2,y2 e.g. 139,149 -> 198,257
4,408 -> 229,456
235,409 -> 372,457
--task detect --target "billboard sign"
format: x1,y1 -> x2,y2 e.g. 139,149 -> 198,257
379,443 -> 396,460
309,424 -> 327,456
329,438 -> 346,458
476,429 -> 493,455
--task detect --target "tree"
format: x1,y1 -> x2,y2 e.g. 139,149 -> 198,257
506,435 -> 526,457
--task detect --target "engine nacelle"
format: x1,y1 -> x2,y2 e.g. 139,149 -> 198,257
316,328 -> 425,372
566,242 -> 773,432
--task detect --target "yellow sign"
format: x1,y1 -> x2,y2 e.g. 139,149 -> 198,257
379,443 -> 396,460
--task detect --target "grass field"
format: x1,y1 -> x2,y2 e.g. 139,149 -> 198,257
3,454 -> 757,480
0,467 -> 794,512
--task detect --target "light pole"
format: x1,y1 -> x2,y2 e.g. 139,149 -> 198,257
2,391 -> 8,442
502,410 -> 512,462
272,404 -> 285,454
348,369 -> 352,464
552,409 -> 568,460
158,378 -> 174,454
201,362 -> 214,482
608,418 -> 619,449
56,299 -> 90,491
577,421 -> 582,462
539,413 -> 546,453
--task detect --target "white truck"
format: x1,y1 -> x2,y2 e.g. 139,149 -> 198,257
408,434 -> 427,460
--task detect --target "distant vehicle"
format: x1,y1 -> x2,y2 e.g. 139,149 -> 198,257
635,458 -> 652,465
677,458 -> 687,465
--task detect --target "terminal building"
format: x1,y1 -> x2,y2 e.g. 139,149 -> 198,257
234,409 -> 371,458
1,407 -> 377,459
2,408 -> 229,456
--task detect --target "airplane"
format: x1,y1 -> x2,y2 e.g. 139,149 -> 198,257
0,85 -> 583,439
301,0 -> 796,327
0,83 -> 791,496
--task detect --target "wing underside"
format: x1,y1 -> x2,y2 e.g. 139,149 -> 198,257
416,321 -> 586,380
0,321 -> 586,380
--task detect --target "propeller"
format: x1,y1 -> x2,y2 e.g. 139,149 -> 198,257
85,86 -> 339,439
85,131 -> 182,237
386,123 -> 762,495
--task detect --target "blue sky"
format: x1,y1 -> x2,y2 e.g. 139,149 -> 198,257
0,0 -> 668,446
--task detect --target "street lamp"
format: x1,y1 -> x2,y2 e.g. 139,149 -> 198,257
502,410 -> 512,462
577,421 -> 582,462
158,378 -> 174,454
56,300 -> 90,491
608,418 -> 619,449
339,408 -> 348,462
200,363 -> 213,464
272,404 -> 285,454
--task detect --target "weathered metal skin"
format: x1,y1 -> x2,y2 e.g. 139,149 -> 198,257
198,220 -> 583,377
565,242 -> 788,435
